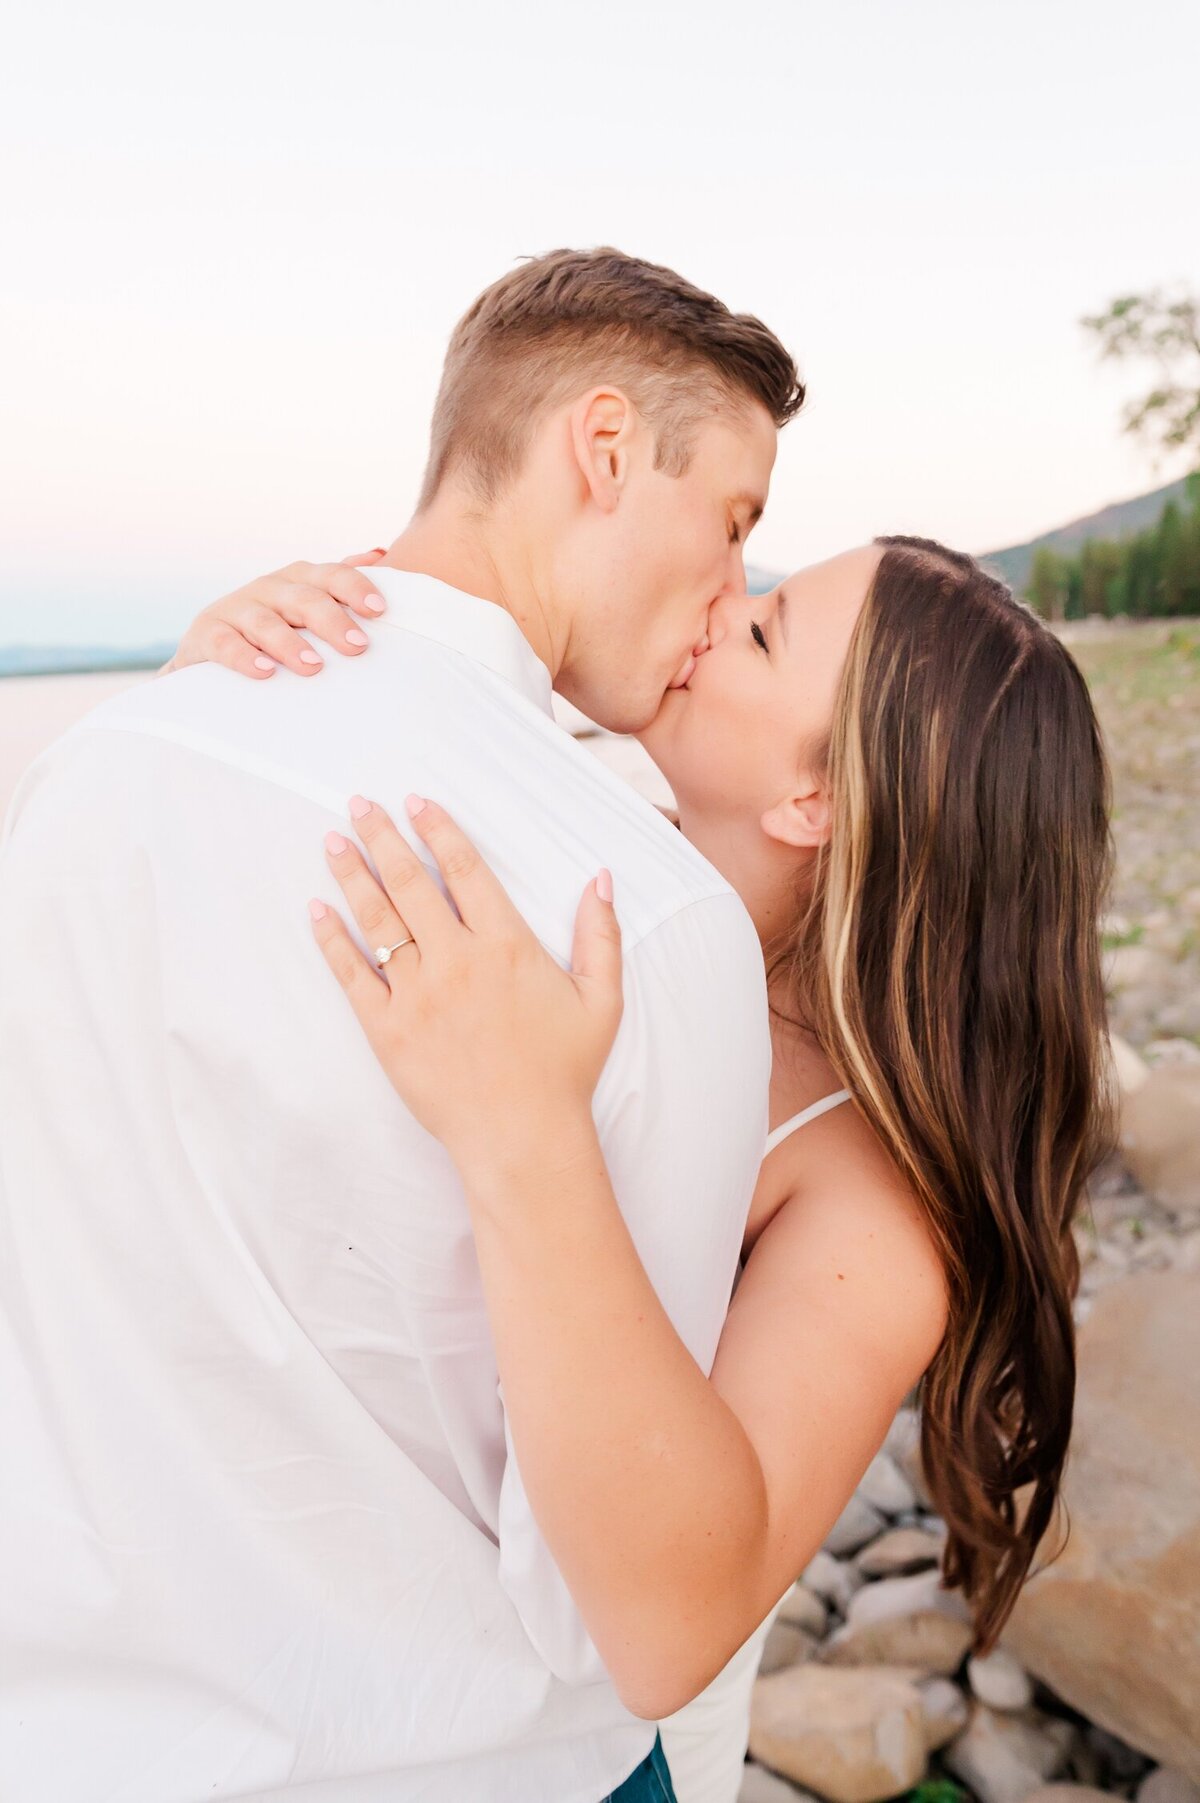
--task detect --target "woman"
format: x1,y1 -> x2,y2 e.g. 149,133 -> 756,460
169,536 -> 1113,1803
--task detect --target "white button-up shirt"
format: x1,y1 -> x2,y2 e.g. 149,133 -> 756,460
0,571 -> 769,1803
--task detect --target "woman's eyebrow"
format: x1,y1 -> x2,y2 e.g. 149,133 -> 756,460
777,586 -> 790,646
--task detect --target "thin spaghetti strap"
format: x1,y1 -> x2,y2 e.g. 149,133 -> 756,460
763,1088 -> 853,1157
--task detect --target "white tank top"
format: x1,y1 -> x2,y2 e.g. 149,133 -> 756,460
657,1089 -> 853,1803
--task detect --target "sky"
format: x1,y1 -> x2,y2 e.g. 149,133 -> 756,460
2,0 -> 1198,649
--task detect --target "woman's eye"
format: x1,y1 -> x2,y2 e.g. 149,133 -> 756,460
750,621 -> 768,653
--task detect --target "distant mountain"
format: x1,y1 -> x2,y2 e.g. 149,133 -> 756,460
0,644 -> 174,678
981,477 -> 1191,594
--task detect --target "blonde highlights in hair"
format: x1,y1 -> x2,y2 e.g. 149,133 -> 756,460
772,537 -> 1114,1651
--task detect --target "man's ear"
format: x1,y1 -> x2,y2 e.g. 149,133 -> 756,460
569,388 -> 633,514
760,779 -> 832,851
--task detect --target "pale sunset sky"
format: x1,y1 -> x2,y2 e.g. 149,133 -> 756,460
2,0 -> 1197,648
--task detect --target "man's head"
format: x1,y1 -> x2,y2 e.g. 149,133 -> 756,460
417,248 -> 803,732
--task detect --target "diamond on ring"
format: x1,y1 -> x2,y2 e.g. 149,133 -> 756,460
375,937 -> 413,967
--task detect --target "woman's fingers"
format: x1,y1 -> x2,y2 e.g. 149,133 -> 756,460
170,559 -> 387,682
294,560 -> 387,619
403,798 -> 524,935
571,872 -> 624,1031
333,798 -> 459,956
338,548 -> 388,575
307,898 -> 392,1033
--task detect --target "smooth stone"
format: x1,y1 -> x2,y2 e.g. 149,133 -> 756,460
883,1403 -> 935,1509
1002,1271 -> 1200,1782
821,1611 -> 974,1677
749,1664 -> 928,1803
739,1764 -> 821,1802
759,1620 -> 819,1676
855,1526 -> 944,1578
823,1492 -> 889,1558
967,1646 -> 1035,1712
1109,1033 -> 1152,1096
855,1451 -> 918,1517
801,1549 -> 865,1616
776,1583 -> 829,1637
740,1766 -> 820,1803
1139,1771 -> 1200,1803
845,1566 -> 972,1628
942,1701 -> 1076,1803
1119,1065 -> 1200,1211
916,1674 -> 971,1751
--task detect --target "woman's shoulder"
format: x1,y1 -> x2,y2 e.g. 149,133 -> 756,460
747,1058 -> 945,1313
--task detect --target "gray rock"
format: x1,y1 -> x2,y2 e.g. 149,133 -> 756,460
823,1492 -> 888,1558
759,1620 -> 818,1676
1119,1065 -> 1200,1212
855,1451 -> 917,1517
776,1583 -> 829,1637
943,1701 -> 1076,1803
1139,1770 -> 1200,1803
739,1764 -> 820,1802
883,1403 -> 935,1508
1002,1272 -> 1200,1782
916,1675 -> 971,1750
845,1566 -> 972,1628
801,1549 -> 864,1616
855,1526 -> 944,1578
821,1611 -> 974,1677
967,1647 -> 1035,1712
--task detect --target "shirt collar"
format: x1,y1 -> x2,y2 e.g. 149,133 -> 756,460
367,569 -> 554,718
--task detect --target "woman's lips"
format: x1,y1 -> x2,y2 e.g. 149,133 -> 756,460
668,652 -> 697,690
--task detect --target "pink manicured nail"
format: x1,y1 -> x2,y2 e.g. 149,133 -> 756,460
300,650 -> 323,667
325,831 -> 348,855
349,795 -> 372,820
254,654 -> 275,671
361,592 -> 386,614
597,868 -> 613,904
405,794 -> 427,818
345,628 -> 369,647
308,899 -> 327,921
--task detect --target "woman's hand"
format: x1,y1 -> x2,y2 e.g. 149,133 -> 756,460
160,551 -> 389,680
308,795 -> 624,1180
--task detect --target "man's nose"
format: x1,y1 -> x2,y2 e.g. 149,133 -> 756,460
704,587 -> 756,651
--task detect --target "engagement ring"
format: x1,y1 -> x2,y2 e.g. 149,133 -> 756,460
375,936 -> 414,967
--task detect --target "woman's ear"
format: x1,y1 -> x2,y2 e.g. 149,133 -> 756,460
569,387 -> 633,514
761,780 -> 832,850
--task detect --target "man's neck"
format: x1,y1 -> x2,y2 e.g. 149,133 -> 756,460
380,494 -> 562,682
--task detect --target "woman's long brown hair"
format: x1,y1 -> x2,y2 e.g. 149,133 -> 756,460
772,536 -> 1115,1653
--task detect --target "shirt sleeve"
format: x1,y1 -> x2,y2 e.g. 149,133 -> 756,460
493,892 -> 771,1685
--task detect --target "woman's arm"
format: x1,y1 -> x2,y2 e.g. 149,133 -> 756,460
308,798 -> 949,1719
158,552 -> 388,679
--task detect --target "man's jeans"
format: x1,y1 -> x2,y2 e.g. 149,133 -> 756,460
602,1730 -> 677,1802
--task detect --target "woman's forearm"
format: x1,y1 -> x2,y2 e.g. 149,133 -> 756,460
459,1119 -> 771,1720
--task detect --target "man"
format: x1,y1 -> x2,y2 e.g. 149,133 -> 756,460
0,249 -> 802,1801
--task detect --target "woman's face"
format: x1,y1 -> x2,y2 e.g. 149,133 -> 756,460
638,545 -> 882,837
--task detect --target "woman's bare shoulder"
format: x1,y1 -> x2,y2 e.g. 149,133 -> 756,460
746,1089 -> 948,1341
